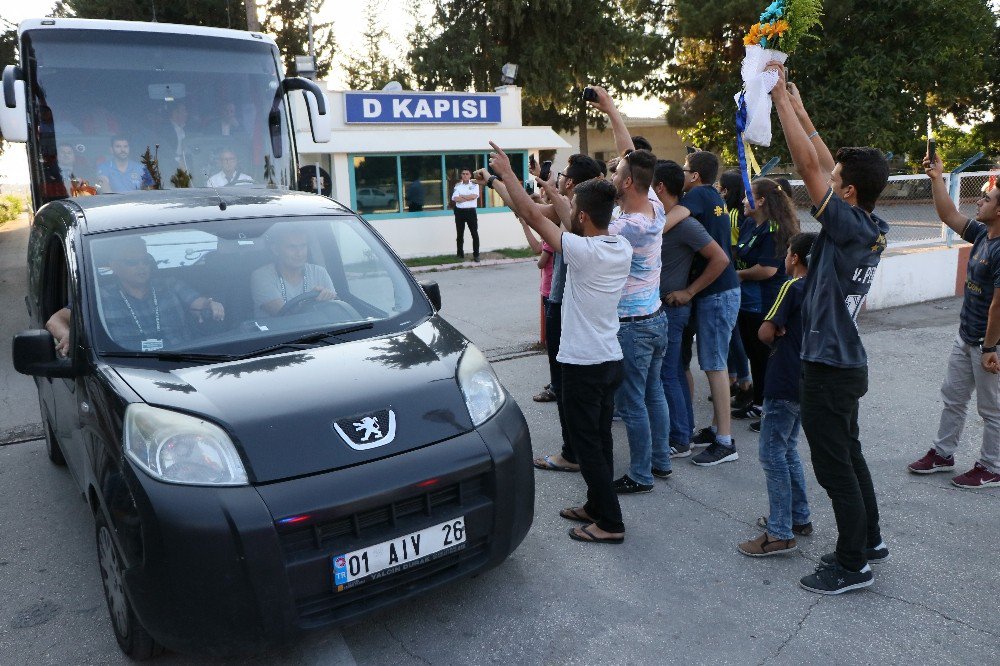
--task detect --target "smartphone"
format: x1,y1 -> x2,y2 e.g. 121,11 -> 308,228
539,160 -> 553,182
582,87 -> 598,102
529,154 -> 538,171
524,180 -> 535,195
927,137 -> 936,164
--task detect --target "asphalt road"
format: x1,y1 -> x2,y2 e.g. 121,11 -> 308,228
1,215 -> 997,665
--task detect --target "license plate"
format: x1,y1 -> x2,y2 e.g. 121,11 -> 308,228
332,516 -> 466,591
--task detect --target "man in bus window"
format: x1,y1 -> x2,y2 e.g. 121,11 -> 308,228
97,136 -> 154,193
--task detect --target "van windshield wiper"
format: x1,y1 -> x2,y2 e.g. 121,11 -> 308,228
101,351 -> 240,363
241,322 -> 375,359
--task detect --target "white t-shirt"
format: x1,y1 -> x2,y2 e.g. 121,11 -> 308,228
206,170 -> 254,187
557,232 -> 633,365
451,182 -> 479,209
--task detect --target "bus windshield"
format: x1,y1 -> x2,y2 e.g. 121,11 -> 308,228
23,28 -> 295,207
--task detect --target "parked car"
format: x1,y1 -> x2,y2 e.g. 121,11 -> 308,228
13,189 -> 533,658
355,187 -> 397,210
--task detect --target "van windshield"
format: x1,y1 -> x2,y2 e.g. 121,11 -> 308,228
84,216 -> 427,356
23,28 -> 294,207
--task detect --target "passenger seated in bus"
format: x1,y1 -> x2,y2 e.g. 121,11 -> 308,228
250,226 -> 337,317
97,236 -> 223,351
212,101 -> 245,138
162,103 -> 192,172
96,137 -> 155,193
206,150 -> 254,187
56,144 -> 97,195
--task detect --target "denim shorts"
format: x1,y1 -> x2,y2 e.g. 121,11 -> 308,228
695,287 -> 741,372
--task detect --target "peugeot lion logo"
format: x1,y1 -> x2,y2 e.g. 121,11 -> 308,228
333,409 -> 397,450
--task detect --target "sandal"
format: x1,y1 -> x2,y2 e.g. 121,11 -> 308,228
532,455 -> 580,473
533,388 -> 557,402
568,525 -> 624,545
559,507 -> 592,523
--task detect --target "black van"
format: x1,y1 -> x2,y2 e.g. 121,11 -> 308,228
13,189 -> 534,658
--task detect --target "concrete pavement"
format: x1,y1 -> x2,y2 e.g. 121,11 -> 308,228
1,250 -> 997,664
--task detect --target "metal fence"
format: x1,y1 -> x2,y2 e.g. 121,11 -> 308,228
783,170 -> 998,247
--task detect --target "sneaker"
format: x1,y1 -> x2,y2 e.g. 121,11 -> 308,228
691,442 -> 738,466
612,474 -> 654,494
820,543 -> 890,566
669,443 -> 692,458
757,515 -> 814,537
732,404 -> 762,420
738,533 -> 797,557
951,463 -> 1000,489
907,448 -> 955,474
691,427 -> 716,446
652,467 -> 672,479
799,562 -> 873,595
749,420 -> 762,433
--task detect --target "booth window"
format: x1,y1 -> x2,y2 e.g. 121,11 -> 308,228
353,155 -> 400,215
400,155 -> 444,213
350,151 -> 527,218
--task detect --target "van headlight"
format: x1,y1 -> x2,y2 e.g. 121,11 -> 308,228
124,404 -> 248,486
457,345 -> 506,426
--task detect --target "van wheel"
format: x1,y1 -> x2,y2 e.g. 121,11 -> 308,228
44,421 -> 66,466
96,514 -> 160,660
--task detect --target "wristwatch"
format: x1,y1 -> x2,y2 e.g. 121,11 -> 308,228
982,344 -> 997,354
486,175 -> 497,189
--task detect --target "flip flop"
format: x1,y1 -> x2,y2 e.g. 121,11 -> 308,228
568,525 -> 624,545
532,455 -> 580,473
559,507 -> 592,523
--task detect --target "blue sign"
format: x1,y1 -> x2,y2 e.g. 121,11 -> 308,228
344,91 -> 501,124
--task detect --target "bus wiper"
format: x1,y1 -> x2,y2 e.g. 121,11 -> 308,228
241,322 -> 375,359
102,351 -> 240,363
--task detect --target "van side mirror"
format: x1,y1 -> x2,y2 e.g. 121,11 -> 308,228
12,330 -> 75,378
419,281 -> 441,311
0,66 -> 28,143
282,76 -> 331,144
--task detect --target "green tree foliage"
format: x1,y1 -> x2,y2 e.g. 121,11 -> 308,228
408,0 -> 671,153
342,2 -> 411,90
262,1 -> 335,79
667,0 -> 999,165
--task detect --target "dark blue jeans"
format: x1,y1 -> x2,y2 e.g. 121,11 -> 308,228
662,304 -> 693,447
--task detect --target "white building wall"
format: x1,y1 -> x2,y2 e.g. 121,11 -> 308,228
866,246 -> 960,311
368,210 -> 524,260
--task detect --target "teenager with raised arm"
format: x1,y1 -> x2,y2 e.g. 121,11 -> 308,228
768,62 -> 890,595
490,141 -> 633,544
906,154 -> 1000,489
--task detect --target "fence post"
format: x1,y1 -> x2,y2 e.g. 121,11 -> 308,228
945,152 -> 985,247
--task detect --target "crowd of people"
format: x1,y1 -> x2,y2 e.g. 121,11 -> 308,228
481,61 -> 1000,596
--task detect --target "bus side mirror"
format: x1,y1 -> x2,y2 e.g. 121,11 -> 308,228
1,66 -> 28,143
282,77 -> 331,144
419,281 -> 441,311
12,330 -> 76,378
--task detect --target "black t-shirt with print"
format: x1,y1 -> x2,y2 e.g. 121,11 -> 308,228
958,219 -> 1000,344
684,185 -> 740,297
801,188 -> 889,368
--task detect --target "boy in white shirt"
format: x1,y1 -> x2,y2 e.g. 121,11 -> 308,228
488,141 -> 633,544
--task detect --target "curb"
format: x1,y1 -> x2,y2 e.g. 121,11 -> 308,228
408,256 -> 535,274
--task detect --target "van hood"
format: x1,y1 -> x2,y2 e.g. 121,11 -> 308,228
113,318 -> 479,483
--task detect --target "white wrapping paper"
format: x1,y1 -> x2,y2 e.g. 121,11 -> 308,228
734,45 -> 788,147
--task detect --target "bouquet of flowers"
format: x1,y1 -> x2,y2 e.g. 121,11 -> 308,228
736,0 -> 823,147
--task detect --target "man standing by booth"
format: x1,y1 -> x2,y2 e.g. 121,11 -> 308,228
452,168 -> 481,261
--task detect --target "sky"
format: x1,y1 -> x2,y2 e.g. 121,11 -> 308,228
0,0 -> 667,184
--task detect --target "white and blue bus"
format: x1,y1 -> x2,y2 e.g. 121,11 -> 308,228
1,18 -> 330,210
